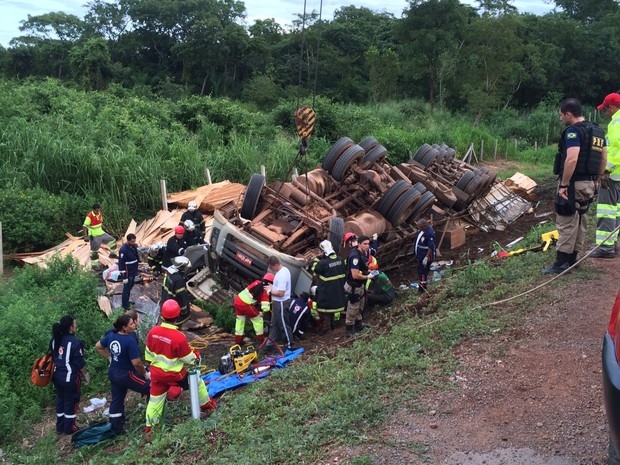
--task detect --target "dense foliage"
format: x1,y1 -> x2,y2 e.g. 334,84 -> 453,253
0,256 -> 110,445
0,0 -> 618,115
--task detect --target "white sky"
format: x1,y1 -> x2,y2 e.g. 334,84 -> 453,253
0,0 -> 554,47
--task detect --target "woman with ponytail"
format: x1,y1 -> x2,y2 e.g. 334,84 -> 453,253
96,313 -> 150,434
51,315 -> 88,435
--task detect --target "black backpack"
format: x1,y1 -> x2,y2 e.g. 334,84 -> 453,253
71,421 -> 118,448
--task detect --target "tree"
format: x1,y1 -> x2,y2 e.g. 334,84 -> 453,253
553,0 -> 618,23
395,0 -> 476,107
365,46 -> 399,103
69,37 -> 112,90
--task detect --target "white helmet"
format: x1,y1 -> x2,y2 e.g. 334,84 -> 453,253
188,201 -> 198,212
149,243 -> 164,257
310,285 -> 317,296
319,239 -> 335,256
171,256 -> 190,269
184,219 -> 196,231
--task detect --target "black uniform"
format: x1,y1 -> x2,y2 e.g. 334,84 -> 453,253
163,236 -> 188,267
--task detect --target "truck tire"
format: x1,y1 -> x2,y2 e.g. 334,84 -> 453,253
375,180 -> 410,218
412,182 -> 427,194
420,147 -> 440,168
409,191 -> 435,222
387,188 -> 421,227
360,144 -> 387,169
412,144 -> 432,164
358,136 -> 379,153
322,137 -> 354,172
456,170 -> 476,191
240,173 -> 265,220
331,145 -> 364,181
327,217 -> 344,254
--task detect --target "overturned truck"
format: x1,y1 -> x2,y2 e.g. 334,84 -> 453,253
185,136 -> 526,303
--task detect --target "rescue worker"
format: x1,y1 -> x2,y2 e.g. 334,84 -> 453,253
542,97 -> 607,272
83,203 -> 118,271
312,239 -> 347,334
289,292 -> 313,340
147,243 -> 165,277
345,235 -> 375,338
233,273 -> 273,345
118,233 -> 140,311
95,313 -> 150,434
161,256 -> 191,325
591,93 -> 620,258
342,232 -> 358,257
182,219 -> 204,247
180,201 -> 205,240
365,259 -> 397,310
50,315 -> 89,435
415,218 -> 436,293
163,225 -> 188,267
144,300 -> 216,438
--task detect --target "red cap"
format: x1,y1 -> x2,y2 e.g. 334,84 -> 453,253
597,93 -> 620,110
343,232 -> 357,244
262,272 -> 275,283
174,225 -> 185,234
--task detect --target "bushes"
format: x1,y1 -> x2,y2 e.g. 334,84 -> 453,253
0,256 -> 108,445
0,187 -> 89,253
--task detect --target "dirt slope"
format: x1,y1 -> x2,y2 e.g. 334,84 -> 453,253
331,258 -> 618,465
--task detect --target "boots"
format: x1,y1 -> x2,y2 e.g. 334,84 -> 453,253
346,325 -> 356,338
354,320 -> 368,332
541,251 -> 571,275
568,251 -> 579,268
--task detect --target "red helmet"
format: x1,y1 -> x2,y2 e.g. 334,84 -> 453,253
343,232 -> 357,244
174,225 -> 185,234
161,299 -> 181,320
262,273 -> 275,284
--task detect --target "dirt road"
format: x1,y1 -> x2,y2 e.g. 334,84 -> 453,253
332,258 -> 617,465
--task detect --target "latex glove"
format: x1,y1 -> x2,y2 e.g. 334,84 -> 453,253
422,257 -> 429,266
372,233 -> 378,241
122,278 -> 129,284
83,372 -> 90,385
144,371 -> 151,381
601,171 -> 611,189
84,236 -> 90,242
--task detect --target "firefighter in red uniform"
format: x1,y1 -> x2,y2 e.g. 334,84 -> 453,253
233,273 -> 273,345
144,300 -> 216,438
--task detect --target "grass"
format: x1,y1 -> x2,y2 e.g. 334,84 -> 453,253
5,231 -> 597,464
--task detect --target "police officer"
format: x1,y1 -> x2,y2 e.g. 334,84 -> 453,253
415,218 -> 436,293
312,239 -> 347,334
344,235 -> 375,338
542,98 -> 607,274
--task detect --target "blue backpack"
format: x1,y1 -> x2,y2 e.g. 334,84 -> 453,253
71,421 -> 118,448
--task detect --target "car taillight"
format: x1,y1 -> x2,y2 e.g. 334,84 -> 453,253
607,291 -> 620,363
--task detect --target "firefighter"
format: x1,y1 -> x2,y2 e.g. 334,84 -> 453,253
312,239 -> 347,334
161,256 -> 191,325
144,299 -> 216,438
163,225 -> 188,267
180,201 -> 206,240
83,203 -> 118,271
233,273 -> 273,345
182,219 -> 204,247
415,218 -> 436,293
147,243 -> 165,276
345,235 -> 375,338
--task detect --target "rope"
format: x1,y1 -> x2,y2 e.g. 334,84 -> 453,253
475,224 -> 620,310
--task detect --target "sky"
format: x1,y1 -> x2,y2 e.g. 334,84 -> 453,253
0,0 -> 555,47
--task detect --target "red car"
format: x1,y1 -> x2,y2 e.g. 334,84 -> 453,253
602,290 -> 620,464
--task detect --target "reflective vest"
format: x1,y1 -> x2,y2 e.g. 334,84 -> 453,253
555,121 -> 606,181
607,109 -> 620,181
145,322 -> 195,375
237,280 -> 270,312
83,211 -> 104,237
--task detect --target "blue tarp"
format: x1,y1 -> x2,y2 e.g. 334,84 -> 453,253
202,348 -> 304,397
